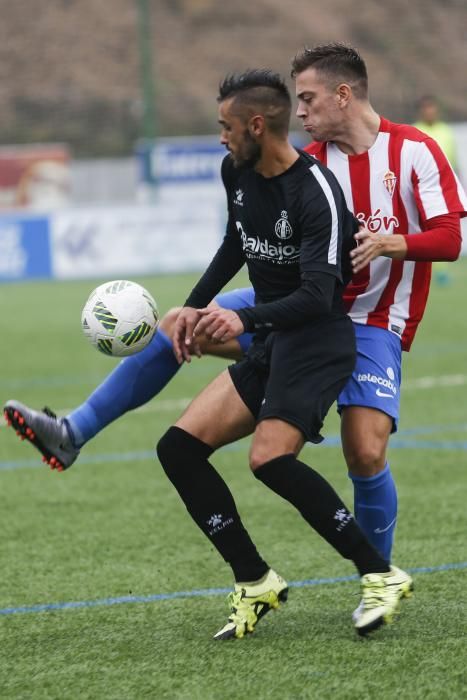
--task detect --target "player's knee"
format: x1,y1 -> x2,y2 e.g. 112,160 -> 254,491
249,444 -> 278,471
156,427 -> 182,479
344,442 -> 386,476
159,307 -> 183,338
156,426 -> 213,479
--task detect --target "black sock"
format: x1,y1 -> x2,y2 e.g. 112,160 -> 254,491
157,426 -> 269,582
254,454 -> 389,576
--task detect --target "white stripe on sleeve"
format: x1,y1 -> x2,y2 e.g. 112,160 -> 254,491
309,164 -> 339,264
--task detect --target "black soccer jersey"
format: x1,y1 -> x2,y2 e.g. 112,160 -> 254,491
185,150 -> 358,332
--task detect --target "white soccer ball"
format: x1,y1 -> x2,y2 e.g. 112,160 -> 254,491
81,280 -> 159,357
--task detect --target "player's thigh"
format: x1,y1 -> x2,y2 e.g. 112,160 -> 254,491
175,369 -> 255,449
340,405 -> 392,475
249,418 -> 305,470
199,336 -> 244,360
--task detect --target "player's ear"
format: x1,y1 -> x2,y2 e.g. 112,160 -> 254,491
249,114 -> 265,137
336,83 -> 352,108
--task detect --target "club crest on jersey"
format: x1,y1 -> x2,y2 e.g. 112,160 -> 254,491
274,210 -> 293,240
383,170 -> 397,197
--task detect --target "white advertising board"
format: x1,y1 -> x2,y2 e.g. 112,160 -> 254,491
50,197 -> 225,280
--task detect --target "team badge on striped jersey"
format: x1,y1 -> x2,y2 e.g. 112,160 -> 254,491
383,170 -> 397,197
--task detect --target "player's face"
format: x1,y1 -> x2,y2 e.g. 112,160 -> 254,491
295,67 -> 344,142
218,98 -> 261,168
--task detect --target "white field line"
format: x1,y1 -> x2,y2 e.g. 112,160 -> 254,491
1,374 -> 466,427
404,374 -> 467,389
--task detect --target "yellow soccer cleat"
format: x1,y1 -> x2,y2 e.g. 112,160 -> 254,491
354,565 -> 414,636
213,569 -> 288,640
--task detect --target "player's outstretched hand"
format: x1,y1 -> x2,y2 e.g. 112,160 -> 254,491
194,308 -> 244,344
172,307 -> 203,364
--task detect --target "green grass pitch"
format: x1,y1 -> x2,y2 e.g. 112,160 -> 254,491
1,260 -> 466,699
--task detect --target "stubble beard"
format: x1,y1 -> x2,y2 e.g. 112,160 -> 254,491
231,130 -> 261,168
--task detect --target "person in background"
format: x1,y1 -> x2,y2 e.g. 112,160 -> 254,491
413,95 -> 461,285
413,95 -> 458,170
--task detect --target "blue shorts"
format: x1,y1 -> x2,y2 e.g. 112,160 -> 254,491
337,324 -> 402,432
215,287 -> 255,353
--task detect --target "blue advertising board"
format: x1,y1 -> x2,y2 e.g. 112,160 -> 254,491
135,132 -> 309,187
0,214 -> 51,281
136,137 -> 224,185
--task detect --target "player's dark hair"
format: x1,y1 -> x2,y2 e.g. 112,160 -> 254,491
218,69 -> 291,135
291,43 -> 368,99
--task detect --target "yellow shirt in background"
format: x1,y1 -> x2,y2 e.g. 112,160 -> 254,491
413,120 -> 458,170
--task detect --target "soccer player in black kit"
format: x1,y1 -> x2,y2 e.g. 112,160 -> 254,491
156,69 -> 412,640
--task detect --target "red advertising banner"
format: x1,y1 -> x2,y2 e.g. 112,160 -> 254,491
0,144 -> 70,210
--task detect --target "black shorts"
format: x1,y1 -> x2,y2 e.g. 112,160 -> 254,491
228,315 -> 356,443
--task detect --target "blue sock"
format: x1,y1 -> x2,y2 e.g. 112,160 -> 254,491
349,463 -> 398,562
66,329 -> 180,446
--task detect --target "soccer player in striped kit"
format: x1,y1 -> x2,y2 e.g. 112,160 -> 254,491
291,43 -> 465,567
5,45 -> 466,622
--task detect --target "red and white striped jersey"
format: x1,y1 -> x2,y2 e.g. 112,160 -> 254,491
305,117 -> 467,350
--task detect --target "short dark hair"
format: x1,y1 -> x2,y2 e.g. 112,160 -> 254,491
291,43 -> 368,99
218,69 -> 291,135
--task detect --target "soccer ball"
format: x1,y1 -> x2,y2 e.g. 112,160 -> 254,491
81,280 -> 159,357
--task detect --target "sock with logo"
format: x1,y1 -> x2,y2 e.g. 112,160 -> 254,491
66,329 -> 181,447
254,454 -> 389,576
157,426 -> 269,582
350,462 -> 398,562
